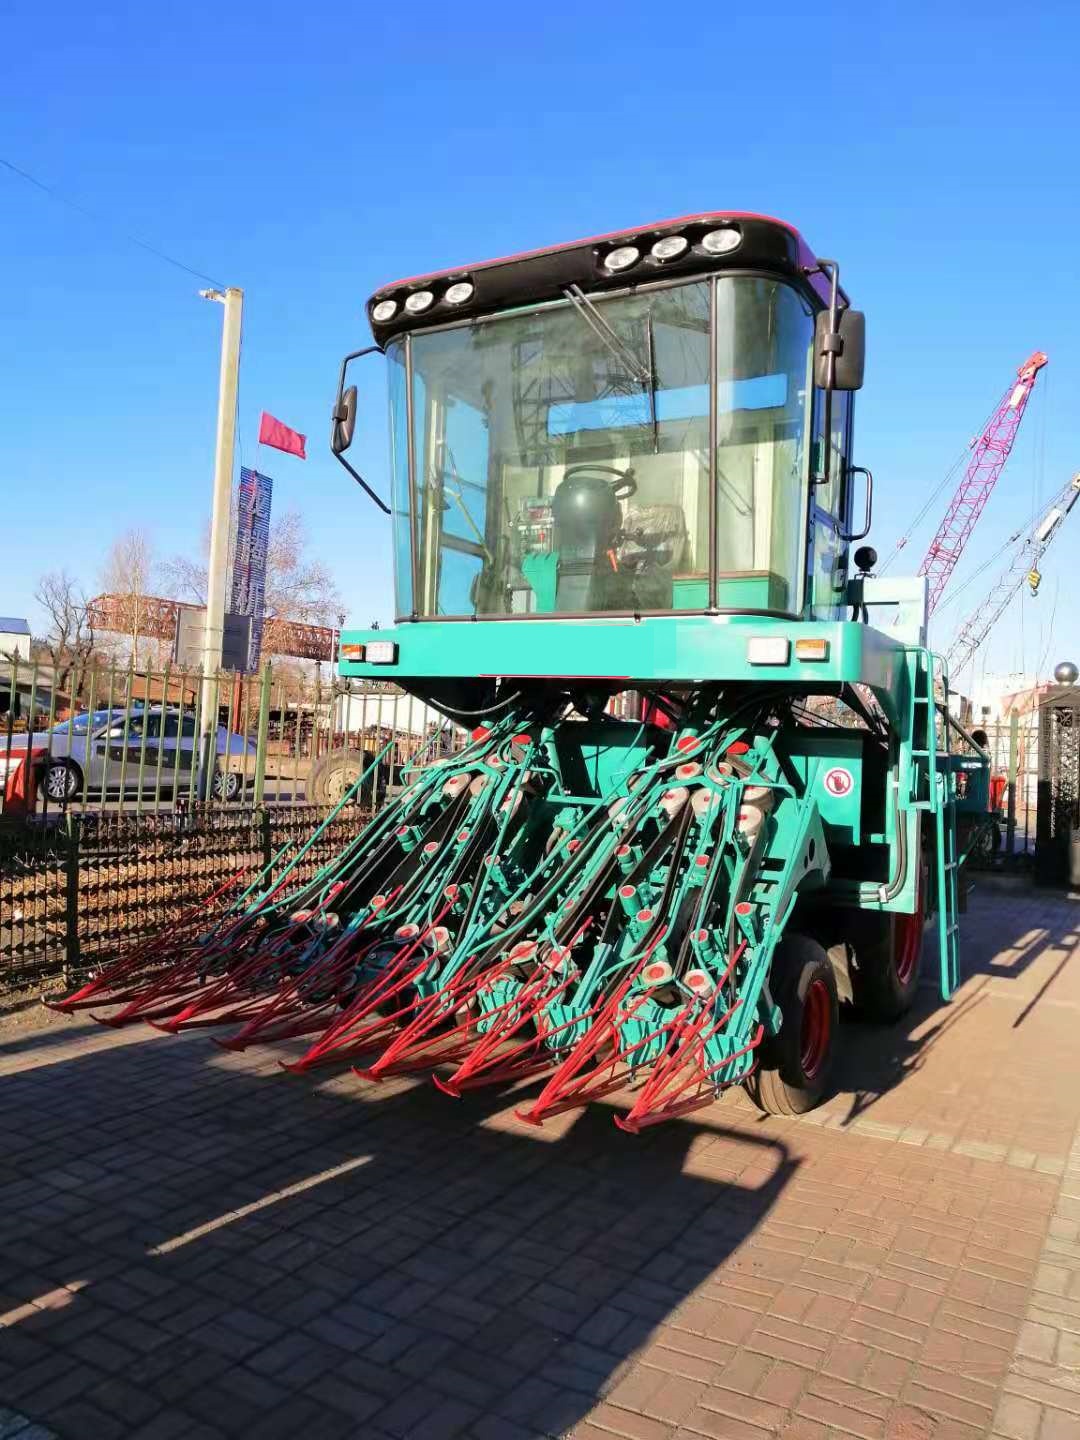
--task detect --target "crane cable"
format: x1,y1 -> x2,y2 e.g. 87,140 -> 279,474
879,388 -> 1006,574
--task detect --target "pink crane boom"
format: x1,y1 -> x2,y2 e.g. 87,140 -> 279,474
918,350 -> 1047,615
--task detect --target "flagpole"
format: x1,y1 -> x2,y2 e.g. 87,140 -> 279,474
198,285 -> 244,801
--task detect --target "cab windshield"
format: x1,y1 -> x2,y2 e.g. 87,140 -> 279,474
388,275 -> 814,619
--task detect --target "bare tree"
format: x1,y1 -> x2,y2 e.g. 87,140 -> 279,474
161,510 -> 343,628
100,528 -> 155,666
262,511 -> 343,626
34,570 -> 97,691
158,549 -> 207,607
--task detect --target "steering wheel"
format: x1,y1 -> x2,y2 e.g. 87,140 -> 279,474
561,463 -> 637,500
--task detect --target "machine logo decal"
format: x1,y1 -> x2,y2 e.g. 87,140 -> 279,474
823,766 -> 854,797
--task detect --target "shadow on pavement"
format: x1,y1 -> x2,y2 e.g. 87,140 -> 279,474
831,887 -> 1080,1125
0,1027 -> 797,1440
0,1010 -> 166,1061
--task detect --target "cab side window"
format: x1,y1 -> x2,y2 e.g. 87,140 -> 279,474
807,391 -> 851,617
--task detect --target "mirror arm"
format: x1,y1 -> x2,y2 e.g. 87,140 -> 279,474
816,259 -> 842,489
333,451 -> 391,515
332,344 -> 391,515
335,344 -> 382,394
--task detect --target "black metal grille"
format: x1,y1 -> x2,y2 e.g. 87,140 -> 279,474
1036,689 -> 1080,884
0,819 -> 69,992
0,802 -> 372,1002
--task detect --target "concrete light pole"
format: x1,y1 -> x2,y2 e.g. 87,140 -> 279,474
198,286 -> 244,801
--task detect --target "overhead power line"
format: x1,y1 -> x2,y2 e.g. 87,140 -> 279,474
0,154 -> 225,288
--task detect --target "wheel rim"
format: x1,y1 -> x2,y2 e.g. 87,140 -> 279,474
895,882 -> 925,985
326,768 -> 361,803
45,766 -> 71,800
800,978 -> 831,1079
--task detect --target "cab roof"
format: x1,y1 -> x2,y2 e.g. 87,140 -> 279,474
366,211 -> 842,341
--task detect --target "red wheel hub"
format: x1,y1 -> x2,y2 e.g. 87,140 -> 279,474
800,978 -> 831,1079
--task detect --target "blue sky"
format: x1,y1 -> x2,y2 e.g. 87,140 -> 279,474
2,0 -> 1077,687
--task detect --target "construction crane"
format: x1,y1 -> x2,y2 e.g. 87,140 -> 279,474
946,471 -> 1080,677
908,351 -> 1047,616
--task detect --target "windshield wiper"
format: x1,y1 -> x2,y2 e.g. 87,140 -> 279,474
563,285 -> 650,384
563,285 -> 658,454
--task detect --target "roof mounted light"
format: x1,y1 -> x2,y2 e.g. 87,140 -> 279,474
444,281 -> 474,305
603,245 -> 640,273
651,235 -> 689,262
701,227 -> 742,256
404,290 -> 435,314
371,299 -> 397,323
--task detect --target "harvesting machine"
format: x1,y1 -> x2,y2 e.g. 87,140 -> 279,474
57,212 -> 989,1127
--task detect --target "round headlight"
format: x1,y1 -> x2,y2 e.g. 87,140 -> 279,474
444,281 -> 474,306
404,290 -> 435,314
651,235 -> 689,262
371,299 -> 397,323
603,245 -> 640,273
701,227 -> 741,255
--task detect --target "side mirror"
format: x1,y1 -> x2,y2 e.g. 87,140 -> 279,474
331,385 -> 358,455
329,349 -> 391,515
814,308 -> 865,391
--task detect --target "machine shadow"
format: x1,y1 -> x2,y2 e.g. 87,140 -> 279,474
0,1009 -> 167,1060
830,888 -> 1080,1123
0,1029 -> 797,1440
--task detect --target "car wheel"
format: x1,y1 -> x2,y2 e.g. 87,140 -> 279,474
40,759 -> 82,806
212,768 -> 243,802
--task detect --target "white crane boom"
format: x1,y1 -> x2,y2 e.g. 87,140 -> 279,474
945,473 -> 1080,676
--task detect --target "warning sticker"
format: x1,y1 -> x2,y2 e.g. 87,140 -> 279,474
823,766 -> 854,798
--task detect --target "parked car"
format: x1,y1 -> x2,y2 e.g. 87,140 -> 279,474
5,706 -> 257,804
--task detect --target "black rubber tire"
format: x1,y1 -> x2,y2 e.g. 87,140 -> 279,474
39,759 -> 82,806
852,862 -> 926,1024
746,933 -> 838,1116
308,748 -> 382,807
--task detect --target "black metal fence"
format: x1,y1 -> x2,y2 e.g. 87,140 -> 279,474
1036,686 -> 1080,885
0,803 -> 369,1002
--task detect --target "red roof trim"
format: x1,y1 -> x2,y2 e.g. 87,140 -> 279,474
373,211 -> 823,296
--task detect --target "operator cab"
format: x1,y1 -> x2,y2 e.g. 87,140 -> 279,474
333,212 -> 866,626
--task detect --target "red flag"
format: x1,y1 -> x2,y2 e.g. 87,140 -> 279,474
258,411 -> 306,458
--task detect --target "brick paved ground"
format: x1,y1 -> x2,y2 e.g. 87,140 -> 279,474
0,878 -> 1078,1440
